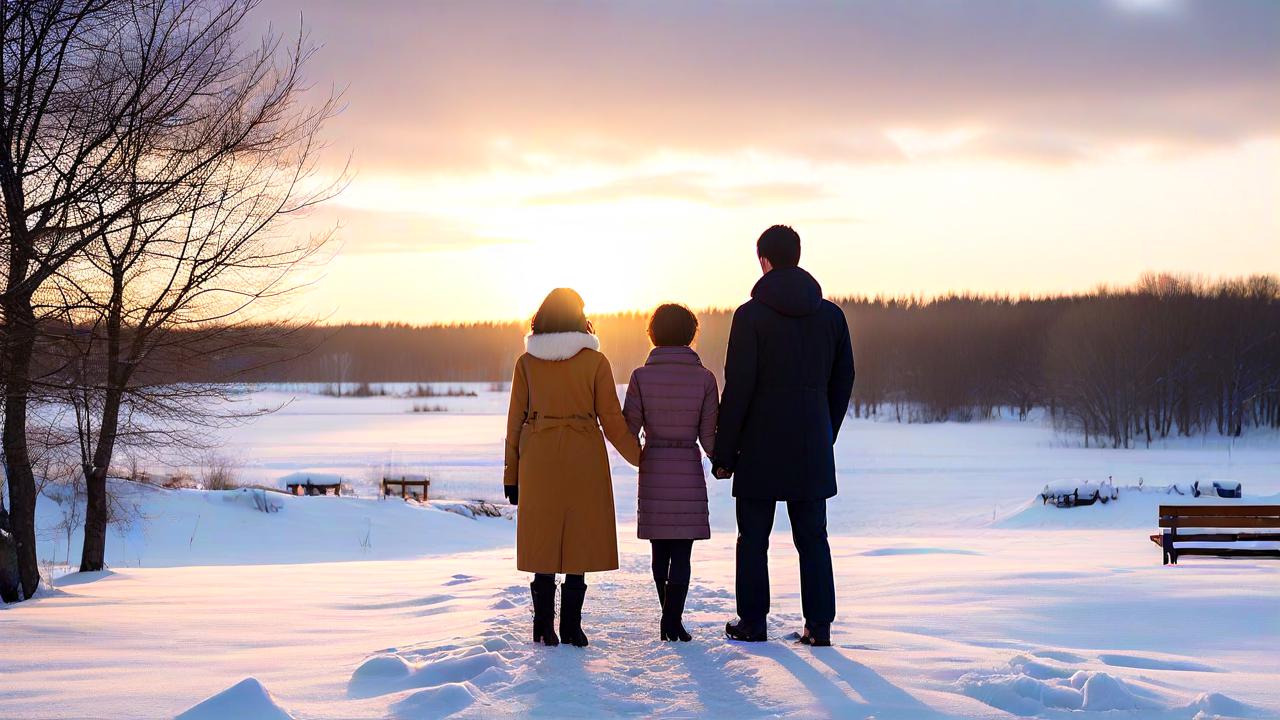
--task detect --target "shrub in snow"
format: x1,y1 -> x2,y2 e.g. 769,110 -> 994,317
198,454 -> 239,491
434,501 -> 507,519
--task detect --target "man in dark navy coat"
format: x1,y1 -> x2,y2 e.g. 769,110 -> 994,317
713,225 -> 855,646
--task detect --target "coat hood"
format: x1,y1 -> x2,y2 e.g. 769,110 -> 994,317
525,331 -> 600,361
751,266 -> 823,317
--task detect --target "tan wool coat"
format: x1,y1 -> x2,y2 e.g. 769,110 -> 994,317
504,332 -> 641,574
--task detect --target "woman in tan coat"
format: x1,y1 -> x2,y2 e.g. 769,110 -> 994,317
503,288 -> 640,647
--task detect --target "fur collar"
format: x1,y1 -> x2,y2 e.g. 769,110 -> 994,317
525,332 -> 600,361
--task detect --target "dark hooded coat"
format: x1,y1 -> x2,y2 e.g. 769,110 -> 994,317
712,266 -> 855,500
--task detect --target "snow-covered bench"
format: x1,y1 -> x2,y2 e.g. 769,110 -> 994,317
1040,478 -> 1117,508
1151,505 -> 1280,565
286,479 -> 342,496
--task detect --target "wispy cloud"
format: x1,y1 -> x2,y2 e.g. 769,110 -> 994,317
526,172 -> 829,207
260,0 -> 1279,175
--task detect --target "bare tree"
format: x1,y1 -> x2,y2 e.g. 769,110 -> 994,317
2,0 -> 125,600
46,0 -> 339,572
0,482 -> 17,602
1,0 -> 338,600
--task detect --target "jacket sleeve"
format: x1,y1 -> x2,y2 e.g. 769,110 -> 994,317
698,371 -> 719,458
597,356 -> 642,467
712,306 -> 757,472
828,309 -> 855,441
623,370 -> 643,438
503,357 -> 529,487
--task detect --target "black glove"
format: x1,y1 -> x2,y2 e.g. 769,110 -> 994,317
504,484 -> 518,506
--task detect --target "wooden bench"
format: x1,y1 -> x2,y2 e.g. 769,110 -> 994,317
382,477 -> 430,501
286,479 -> 342,496
1151,505 -> 1280,565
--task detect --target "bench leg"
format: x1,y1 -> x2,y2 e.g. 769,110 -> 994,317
1162,529 -> 1180,565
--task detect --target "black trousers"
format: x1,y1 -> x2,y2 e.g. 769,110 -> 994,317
735,497 -> 835,625
650,539 -> 693,585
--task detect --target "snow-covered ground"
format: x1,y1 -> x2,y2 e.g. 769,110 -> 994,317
4,385 -> 1279,719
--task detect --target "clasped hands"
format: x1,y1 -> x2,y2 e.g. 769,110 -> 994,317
506,466 -> 730,505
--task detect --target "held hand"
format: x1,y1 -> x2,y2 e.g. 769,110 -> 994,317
712,466 -> 733,480
503,484 -> 519,506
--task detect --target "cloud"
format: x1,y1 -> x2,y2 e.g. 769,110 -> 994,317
257,0 -> 1280,175
294,206 -> 519,255
526,172 -> 829,207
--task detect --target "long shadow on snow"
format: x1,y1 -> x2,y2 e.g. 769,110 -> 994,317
732,642 -> 962,720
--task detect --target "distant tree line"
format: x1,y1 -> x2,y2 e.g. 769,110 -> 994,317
194,274 -> 1280,449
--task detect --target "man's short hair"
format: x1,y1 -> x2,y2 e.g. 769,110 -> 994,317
757,225 -> 801,267
648,304 -> 699,347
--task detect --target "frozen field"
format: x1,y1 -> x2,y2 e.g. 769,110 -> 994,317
3,385 -> 1279,719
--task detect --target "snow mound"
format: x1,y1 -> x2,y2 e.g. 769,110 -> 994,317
175,677 -> 294,720
958,657 -> 1159,715
1077,670 -> 1145,711
958,656 -> 1257,717
391,682 -> 479,718
348,646 -> 510,699
995,491 -> 1280,529
35,480 -> 512,567
1187,692 -> 1260,718
216,487 -> 282,513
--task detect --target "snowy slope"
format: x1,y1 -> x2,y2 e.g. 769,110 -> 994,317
4,529 -> 1277,719
5,388 -> 1278,719
35,481 -> 512,568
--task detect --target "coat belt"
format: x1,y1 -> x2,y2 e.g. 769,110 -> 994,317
644,439 -> 697,449
525,413 -> 597,431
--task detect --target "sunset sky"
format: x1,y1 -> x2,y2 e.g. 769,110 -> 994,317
257,0 -> 1280,325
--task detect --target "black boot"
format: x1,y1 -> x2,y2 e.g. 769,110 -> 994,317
725,617 -> 767,642
661,582 -> 693,642
530,577 -> 559,647
797,622 -> 831,647
559,580 -> 589,647
654,578 -> 668,639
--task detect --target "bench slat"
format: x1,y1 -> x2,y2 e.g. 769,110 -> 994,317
1167,548 -> 1280,559
1159,505 -> 1280,517
1160,517 -> 1280,529
1163,532 -> 1280,543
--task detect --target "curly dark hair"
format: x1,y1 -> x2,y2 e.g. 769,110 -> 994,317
648,303 -> 698,347
531,288 -> 592,335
